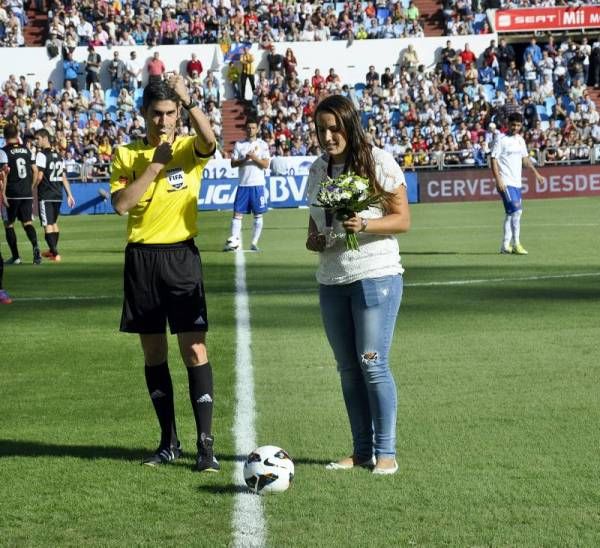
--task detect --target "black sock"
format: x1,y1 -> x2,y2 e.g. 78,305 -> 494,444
144,362 -> 178,448
5,227 -> 19,259
24,224 -> 38,249
45,232 -> 59,255
45,233 -> 55,254
187,363 -> 214,445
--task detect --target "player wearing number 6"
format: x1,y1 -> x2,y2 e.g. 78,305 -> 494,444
34,129 -> 76,262
0,124 -> 42,265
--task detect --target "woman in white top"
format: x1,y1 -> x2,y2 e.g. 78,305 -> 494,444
305,95 -> 410,475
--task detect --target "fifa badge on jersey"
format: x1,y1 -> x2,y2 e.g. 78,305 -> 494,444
166,167 -> 185,190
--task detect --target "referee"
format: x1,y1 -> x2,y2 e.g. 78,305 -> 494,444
110,75 -> 219,472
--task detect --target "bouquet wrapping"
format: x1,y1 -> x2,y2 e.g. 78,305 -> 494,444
314,172 -> 379,251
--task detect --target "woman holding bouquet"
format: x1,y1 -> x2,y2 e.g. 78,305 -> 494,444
306,95 -> 410,475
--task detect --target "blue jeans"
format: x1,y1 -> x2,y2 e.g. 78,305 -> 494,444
319,275 -> 403,459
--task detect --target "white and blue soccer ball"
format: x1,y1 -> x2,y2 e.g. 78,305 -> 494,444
243,445 -> 294,495
225,236 -> 240,251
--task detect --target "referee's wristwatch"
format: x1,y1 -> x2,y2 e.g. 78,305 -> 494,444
181,98 -> 196,110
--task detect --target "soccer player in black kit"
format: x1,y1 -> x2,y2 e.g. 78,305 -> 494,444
34,129 -> 76,261
0,124 -> 42,265
0,168 -> 12,304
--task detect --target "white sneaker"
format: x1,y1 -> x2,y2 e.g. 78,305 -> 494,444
325,456 -> 375,470
372,459 -> 398,475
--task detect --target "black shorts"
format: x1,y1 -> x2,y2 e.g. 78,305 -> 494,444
39,200 -> 61,226
3,198 -> 33,224
120,239 -> 209,334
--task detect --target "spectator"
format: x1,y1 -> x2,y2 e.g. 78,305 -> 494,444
325,68 -> 341,92
440,39 -> 456,76
204,77 -> 220,107
89,85 -> 105,112
283,48 -> 298,80
496,37 -> 515,79
126,51 -> 143,90
504,60 -> 519,90
131,21 -> 149,45
590,37 -> 600,88
544,35 -> 559,59
160,10 -> 178,44
77,16 -> 94,45
117,88 -> 134,113
45,31 -> 62,59
266,45 -> 284,78
97,134 -> 112,165
523,53 -> 537,93
402,44 -> 419,76
147,51 -> 165,83
482,39 -> 498,71
524,37 -> 542,66
365,65 -> 379,89
240,45 -> 255,101
405,1 -> 420,22
61,79 -> 77,100
186,52 -> 203,79
62,51 -> 80,91
478,64 -> 495,86
84,45 -> 101,90
109,51 -> 126,91
465,63 -> 478,87
226,62 -> 240,99
459,43 -> 476,69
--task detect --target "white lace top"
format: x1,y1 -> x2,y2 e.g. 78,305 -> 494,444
306,147 -> 406,285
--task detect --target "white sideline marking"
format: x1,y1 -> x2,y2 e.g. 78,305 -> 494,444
231,249 -> 266,548
247,271 -> 600,295
11,271 -> 600,302
406,271 -> 600,287
412,222 -> 599,230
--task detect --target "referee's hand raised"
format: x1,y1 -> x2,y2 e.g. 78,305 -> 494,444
152,139 -> 173,166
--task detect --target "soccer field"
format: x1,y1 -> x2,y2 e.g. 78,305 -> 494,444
1,197 -> 599,547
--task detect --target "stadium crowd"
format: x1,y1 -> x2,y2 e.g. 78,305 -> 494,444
3,34 -> 600,175
0,0 -> 27,46
40,0 -> 428,50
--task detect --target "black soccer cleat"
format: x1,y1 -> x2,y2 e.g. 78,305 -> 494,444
196,433 -> 220,473
142,442 -> 182,467
33,248 -> 42,265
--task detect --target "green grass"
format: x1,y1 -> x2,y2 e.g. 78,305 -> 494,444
1,197 -> 599,546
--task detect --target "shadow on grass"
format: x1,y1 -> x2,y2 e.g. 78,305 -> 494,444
197,485 -> 251,495
0,441 -> 330,466
0,439 -> 155,462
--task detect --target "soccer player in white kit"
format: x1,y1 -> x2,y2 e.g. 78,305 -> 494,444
490,113 -> 544,255
224,118 -> 271,252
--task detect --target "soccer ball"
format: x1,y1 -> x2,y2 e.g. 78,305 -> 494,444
243,445 -> 294,495
224,236 -> 240,251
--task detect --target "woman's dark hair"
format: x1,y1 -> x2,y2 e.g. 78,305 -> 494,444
142,80 -> 180,112
314,94 -> 396,210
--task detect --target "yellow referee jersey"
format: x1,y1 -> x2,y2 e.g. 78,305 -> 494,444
110,136 -> 211,244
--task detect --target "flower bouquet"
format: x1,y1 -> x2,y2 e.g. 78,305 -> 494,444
314,172 -> 380,251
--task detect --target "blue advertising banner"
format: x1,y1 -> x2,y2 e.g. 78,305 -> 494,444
199,175 -> 308,210
60,161 -> 418,215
